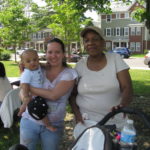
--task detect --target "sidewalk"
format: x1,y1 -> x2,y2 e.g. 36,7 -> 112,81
130,67 -> 150,70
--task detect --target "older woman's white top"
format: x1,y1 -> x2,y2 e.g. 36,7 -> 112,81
75,53 -> 129,129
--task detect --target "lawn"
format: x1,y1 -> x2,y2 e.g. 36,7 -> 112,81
1,61 -> 20,77
131,53 -> 145,58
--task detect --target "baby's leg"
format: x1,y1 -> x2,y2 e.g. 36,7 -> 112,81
42,116 -> 57,132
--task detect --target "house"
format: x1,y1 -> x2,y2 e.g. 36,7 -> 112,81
24,28 -> 54,51
100,1 -> 150,53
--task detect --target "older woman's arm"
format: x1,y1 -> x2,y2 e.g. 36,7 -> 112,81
112,69 -> 133,111
69,85 -> 84,124
30,80 -> 75,101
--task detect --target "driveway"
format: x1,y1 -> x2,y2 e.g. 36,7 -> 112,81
123,57 -> 150,70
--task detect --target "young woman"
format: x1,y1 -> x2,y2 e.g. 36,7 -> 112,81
19,38 -> 77,150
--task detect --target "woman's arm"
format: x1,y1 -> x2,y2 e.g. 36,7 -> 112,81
30,80 -> 75,101
117,69 -> 133,107
69,85 -> 84,124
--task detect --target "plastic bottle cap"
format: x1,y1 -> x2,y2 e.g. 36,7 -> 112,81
127,119 -> 133,124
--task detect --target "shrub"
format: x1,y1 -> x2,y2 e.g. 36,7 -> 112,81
0,52 -> 11,60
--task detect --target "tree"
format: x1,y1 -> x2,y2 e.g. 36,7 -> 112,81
0,0 -> 34,62
45,0 -> 150,31
30,3 -> 54,30
40,0 -> 93,55
132,0 -> 150,31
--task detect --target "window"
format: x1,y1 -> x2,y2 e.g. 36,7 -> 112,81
124,27 -> 129,36
38,32 -> 41,39
116,13 -> 120,19
106,28 -> 111,36
136,27 -> 141,35
116,27 -> 120,36
130,42 -> 135,51
125,12 -> 129,18
33,33 -> 36,39
106,42 -> 111,50
106,15 -> 111,22
131,27 -> 136,35
136,42 -> 141,51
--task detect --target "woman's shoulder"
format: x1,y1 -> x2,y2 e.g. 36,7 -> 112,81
105,52 -> 118,58
105,52 -> 122,62
60,68 -> 78,80
64,68 -> 78,75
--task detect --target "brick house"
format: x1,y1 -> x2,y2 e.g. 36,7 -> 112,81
100,1 -> 150,53
24,28 -> 54,51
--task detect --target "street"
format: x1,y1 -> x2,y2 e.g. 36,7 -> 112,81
11,54 -> 150,70
123,57 -> 150,70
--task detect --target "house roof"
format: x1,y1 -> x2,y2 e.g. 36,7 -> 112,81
110,1 -> 136,12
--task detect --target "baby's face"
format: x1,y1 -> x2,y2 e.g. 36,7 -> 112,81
22,51 -> 39,71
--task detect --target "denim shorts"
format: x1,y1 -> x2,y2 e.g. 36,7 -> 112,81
20,117 -> 64,150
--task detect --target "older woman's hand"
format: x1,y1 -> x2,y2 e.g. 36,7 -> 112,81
111,104 -> 126,118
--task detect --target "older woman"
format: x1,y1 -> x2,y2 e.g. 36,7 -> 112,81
69,26 -> 133,138
19,38 -> 77,150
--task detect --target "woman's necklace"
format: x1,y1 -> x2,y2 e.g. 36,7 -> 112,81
87,54 -> 106,71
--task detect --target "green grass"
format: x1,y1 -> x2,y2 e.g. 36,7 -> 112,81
130,69 -> 150,96
1,61 -> 20,77
131,54 -> 145,58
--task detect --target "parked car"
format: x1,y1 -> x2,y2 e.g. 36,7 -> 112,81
38,52 -> 46,60
66,53 -> 81,62
16,49 -> 25,55
70,54 -> 81,62
112,47 -> 131,58
144,51 -> 150,68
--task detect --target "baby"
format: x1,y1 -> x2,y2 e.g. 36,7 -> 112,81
18,49 -> 56,131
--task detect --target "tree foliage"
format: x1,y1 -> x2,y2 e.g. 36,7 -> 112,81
0,0 -> 34,61
36,0 -> 93,54
45,0 -> 150,30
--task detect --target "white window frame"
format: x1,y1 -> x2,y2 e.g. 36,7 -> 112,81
116,13 -> 120,19
106,15 -> 111,22
136,42 -> 141,52
125,12 -> 129,18
124,27 -> 129,36
136,27 -> 141,35
106,28 -> 111,37
106,42 -> 111,50
130,42 -> 135,51
33,33 -> 36,39
38,32 -> 41,39
116,27 -> 120,36
131,27 -> 136,35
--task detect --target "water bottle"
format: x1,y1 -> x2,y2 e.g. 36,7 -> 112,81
120,119 -> 137,150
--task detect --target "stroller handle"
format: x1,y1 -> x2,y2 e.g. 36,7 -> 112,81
98,107 -> 150,128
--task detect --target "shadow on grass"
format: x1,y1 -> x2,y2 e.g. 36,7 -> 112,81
132,80 -> 150,96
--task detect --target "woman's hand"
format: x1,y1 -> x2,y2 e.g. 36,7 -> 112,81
111,104 -> 126,118
111,104 -> 124,112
